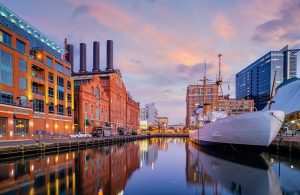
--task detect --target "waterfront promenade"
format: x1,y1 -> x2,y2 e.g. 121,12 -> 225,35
0,133 -> 188,160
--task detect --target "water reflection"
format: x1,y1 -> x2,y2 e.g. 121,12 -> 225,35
186,141 -> 282,195
0,139 -> 299,195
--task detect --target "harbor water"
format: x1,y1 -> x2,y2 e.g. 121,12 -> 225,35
0,138 -> 299,195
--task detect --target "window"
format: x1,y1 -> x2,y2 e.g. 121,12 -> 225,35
16,39 -> 26,53
58,104 -> 64,115
49,102 -> 54,114
14,118 -> 29,134
0,117 -> 7,135
58,90 -> 64,100
95,88 -> 100,96
96,108 -> 99,120
33,99 -> 44,112
48,87 -> 54,97
91,105 -> 94,120
0,50 -> 13,86
55,62 -> 63,73
67,107 -> 71,116
91,87 -> 94,95
19,96 -> 27,107
19,78 -> 27,90
67,81 -> 71,89
46,57 -> 53,67
0,31 -> 12,46
0,91 -> 13,105
57,76 -> 64,87
67,94 -> 71,102
48,73 -> 54,83
19,59 -> 26,72
65,68 -> 70,76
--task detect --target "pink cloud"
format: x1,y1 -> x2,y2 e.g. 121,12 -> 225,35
213,14 -> 235,40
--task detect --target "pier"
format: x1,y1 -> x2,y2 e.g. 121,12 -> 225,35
269,135 -> 300,154
0,134 -> 188,161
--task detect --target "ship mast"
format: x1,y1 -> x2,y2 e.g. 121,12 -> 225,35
216,53 -> 224,110
203,61 -> 207,105
269,70 -> 277,110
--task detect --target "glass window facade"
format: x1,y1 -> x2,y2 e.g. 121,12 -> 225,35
48,72 -> 54,83
49,102 -> 54,114
16,39 -> 26,53
67,107 -> 71,116
0,50 -> 13,86
48,87 -> 54,97
65,68 -> 70,76
67,94 -> 71,102
33,99 -> 44,112
55,62 -> 63,73
19,78 -> 27,90
14,118 -> 29,135
0,91 -> 13,105
236,46 -> 298,110
19,59 -> 26,72
0,30 -> 12,46
58,104 -> 64,115
46,56 -> 53,67
20,96 -> 27,107
67,81 -> 71,89
58,90 -> 64,100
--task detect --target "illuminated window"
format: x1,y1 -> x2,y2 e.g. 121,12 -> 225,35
0,30 -> 11,46
14,118 -> 29,134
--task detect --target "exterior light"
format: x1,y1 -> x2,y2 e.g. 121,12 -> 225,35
31,165 -> 34,171
37,53 -> 42,59
46,124 -> 49,128
11,169 -> 14,176
291,165 -> 294,169
30,121 -> 33,127
47,157 -> 50,164
291,120 -> 295,124
66,153 -> 69,160
55,124 -> 58,129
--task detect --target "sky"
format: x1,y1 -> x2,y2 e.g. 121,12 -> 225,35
2,0 -> 300,124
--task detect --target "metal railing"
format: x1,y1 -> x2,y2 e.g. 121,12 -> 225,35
32,89 -> 45,96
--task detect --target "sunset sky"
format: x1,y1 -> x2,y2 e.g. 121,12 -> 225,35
2,0 -> 300,124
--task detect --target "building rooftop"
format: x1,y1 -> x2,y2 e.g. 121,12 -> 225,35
0,3 -> 66,57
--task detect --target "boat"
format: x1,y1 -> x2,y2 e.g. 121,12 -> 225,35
189,55 -> 285,151
186,141 -> 282,195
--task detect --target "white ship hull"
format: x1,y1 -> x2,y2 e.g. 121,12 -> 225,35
189,110 -> 285,149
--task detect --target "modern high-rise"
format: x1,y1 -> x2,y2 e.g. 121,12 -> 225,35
236,45 -> 299,110
140,103 -> 158,126
0,4 -> 74,139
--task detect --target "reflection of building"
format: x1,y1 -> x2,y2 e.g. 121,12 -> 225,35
72,40 -> 140,134
236,45 -> 299,110
0,152 -> 76,194
76,142 -> 140,195
186,84 -> 254,127
0,4 -> 74,139
140,103 -> 158,127
158,117 -> 168,130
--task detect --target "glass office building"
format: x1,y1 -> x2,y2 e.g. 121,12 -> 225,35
236,45 -> 299,110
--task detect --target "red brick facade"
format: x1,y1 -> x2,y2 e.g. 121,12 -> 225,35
73,70 -> 140,134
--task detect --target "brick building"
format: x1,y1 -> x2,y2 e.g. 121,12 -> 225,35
186,84 -> 254,127
72,40 -> 140,134
0,4 -> 74,140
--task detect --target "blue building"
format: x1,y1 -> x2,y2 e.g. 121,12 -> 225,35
236,46 -> 299,110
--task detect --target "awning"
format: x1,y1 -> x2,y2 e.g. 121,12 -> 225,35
13,114 -> 32,119
85,119 -> 91,126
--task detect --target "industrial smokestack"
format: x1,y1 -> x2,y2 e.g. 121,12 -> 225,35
93,41 -> 100,72
66,44 -> 74,72
79,43 -> 86,72
106,40 -> 113,70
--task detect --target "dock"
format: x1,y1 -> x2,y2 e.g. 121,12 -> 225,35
0,134 -> 188,161
269,135 -> 300,154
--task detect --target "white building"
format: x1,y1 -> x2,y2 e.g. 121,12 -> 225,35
140,103 -> 158,127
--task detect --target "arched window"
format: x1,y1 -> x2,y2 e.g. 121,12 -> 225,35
84,103 -> 88,119
95,88 -> 100,96
96,107 -> 100,120
91,87 -> 94,95
91,105 -> 94,120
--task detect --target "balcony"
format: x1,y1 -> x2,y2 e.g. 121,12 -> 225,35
0,97 -> 32,108
32,89 -> 45,96
32,74 -> 45,81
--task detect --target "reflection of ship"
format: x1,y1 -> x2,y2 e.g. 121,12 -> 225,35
189,55 -> 285,151
186,141 -> 282,195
